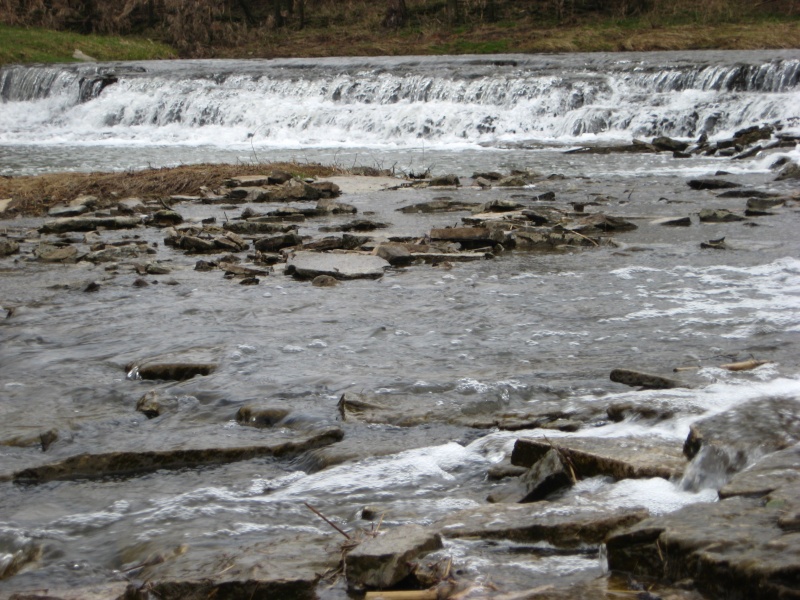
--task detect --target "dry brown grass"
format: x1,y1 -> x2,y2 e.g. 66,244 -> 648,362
0,162 -> 345,217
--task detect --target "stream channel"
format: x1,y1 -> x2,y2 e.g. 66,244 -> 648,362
1,50 -> 800,599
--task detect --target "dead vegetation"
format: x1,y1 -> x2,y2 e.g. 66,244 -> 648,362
0,162 -> 345,217
1,0 -> 798,58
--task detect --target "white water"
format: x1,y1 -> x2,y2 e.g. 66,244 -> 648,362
1,51 -> 799,160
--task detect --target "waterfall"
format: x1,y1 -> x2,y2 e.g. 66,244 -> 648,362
1,52 -> 799,149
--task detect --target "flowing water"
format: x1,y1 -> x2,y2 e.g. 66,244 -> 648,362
1,51 -> 800,598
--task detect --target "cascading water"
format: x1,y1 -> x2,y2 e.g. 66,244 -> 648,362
1,51 -> 799,161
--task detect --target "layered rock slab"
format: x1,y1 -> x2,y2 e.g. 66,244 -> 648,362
435,503 -> 648,547
511,436 -> 687,481
12,427 -> 344,483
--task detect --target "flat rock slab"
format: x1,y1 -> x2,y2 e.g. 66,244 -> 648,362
720,444 -> 800,499
40,216 -> 140,233
12,426 -> 344,483
338,391 -> 597,430
346,524 -> 443,588
683,395 -> 800,461
436,504 -> 648,547
135,532 -> 335,600
286,251 -> 389,280
511,436 -> 686,480
606,492 -> 800,599
316,175 -> 402,195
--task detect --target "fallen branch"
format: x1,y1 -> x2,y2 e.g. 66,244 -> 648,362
304,502 -> 350,540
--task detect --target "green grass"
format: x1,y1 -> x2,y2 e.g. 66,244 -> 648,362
0,24 -> 176,66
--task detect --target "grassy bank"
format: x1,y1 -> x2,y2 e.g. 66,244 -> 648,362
0,24 -> 176,65
1,8 -> 799,67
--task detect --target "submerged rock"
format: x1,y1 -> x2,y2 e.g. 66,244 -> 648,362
346,524 -> 443,589
126,349 -> 219,381
13,427 -> 344,483
688,179 -> 740,190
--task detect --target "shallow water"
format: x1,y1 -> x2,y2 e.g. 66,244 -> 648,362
1,51 -> 800,597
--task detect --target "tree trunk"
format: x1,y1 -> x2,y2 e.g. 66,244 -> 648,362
383,0 -> 407,28
447,0 -> 461,24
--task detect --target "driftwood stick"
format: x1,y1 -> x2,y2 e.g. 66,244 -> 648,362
304,502 -> 350,540
720,359 -> 769,371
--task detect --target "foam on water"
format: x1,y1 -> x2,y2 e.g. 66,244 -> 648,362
1,53 -> 799,155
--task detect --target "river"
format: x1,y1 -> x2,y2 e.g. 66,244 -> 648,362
1,51 -> 799,599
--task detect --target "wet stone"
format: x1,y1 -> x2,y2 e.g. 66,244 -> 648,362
40,216 -> 140,233
698,208 -> 746,222
136,390 -> 177,418
397,198 -> 481,213
436,503 -> 648,547
12,426 -> 344,483
610,368 -> 684,389
518,448 -> 574,503
34,243 -> 79,263
236,405 -> 292,428
0,238 -> 20,257
133,532 -> 335,600
511,436 -> 686,481
375,243 -> 414,267
253,232 -> 303,252
719,444 -> 800,499
651,216 -> 691,227
683,396 -> 800,463
606,493 -> 800,600
285,251 -> 389,280
126,349 -> 219,381
688,178 -> 741,190
223,220 -> 297,235
345,524 -> 443,589
312,274 -> 339,287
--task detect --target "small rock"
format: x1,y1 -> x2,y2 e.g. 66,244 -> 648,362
236,405 -> 292,428
253,233 -> 303,252
312,274 -> 339,287
652,216 -> 691,227
345,524 -> 443,589
428,174 -> 460,187
688,179 -> 741,190
698,208 -> 745,222
375,243 -> 414,267
0,238 -> 20,257
285,251 -> 389,280
34,243 -> 79,263
610,368 -> 683,389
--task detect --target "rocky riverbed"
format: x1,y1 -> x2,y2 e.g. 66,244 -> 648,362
1,133 -> 800,599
